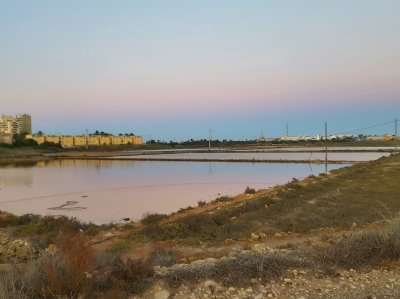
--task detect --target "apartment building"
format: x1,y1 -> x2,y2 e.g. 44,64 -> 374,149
25,134 -> 143,147
0,114 -> 32,134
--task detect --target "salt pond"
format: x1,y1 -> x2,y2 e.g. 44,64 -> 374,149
0,159 -> 349,223
115,151 -> 390,162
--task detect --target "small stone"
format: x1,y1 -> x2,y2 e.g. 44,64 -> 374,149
204,280 -> 223,293
283,278 -> 291,283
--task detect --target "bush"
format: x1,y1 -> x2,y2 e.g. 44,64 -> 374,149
0,231 -> 155,297
316,221 -> 400,268
177,206 -> 193,214
141,213 -> 168,225
110,257 -> 154,293
106,242 -> 130,255
56,232 -> 96,274
211,195 -> 232,203
150,248 -> 178,267
244,186 -> 256,194
0,252 -> 93,298
197,200 -> 207,207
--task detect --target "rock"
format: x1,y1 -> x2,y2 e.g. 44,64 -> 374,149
283,278 -> 291,283
204,280 -> 223,293
254,244 -> 276,253
0,237 -> 38,261
154,288 -> 170,299
103,232 -> 114,238
274,233 -> 282,237
141,282 -> 170,299
251,233 -> 260,240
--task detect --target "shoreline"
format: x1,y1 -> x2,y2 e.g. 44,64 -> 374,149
1,146 -> 395,165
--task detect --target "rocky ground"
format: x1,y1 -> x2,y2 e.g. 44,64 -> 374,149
137,265 -> 400,299
172,268 -> 400,299
0,232 -> 38,262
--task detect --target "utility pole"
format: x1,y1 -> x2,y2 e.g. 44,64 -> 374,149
85,129 -> 88,150
286,123 -> 289,137
208,129 -> 212,151
325,122 -> 328,174
395,118 -> 398,152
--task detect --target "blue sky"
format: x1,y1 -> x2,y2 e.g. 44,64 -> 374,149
1,0 -> 399,140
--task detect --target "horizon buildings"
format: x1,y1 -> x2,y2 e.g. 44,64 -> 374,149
0,114 -> 32,135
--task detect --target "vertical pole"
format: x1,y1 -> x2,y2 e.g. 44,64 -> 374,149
395,118 -> 398,152
325,122 -> 328,173
85,129 -> 88,150
208,129 -> 212,151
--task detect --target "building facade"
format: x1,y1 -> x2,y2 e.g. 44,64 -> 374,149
0,114 -> 32,135
25,134 -> 143,147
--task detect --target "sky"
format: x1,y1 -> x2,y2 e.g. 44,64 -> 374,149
1,0 -> 399,141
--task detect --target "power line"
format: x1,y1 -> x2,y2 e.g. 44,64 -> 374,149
335,120 -> 395,135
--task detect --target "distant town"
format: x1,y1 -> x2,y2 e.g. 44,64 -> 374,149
0,114 -> 143,146
0,113 -> 397,147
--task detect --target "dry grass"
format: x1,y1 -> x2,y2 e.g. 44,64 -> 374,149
150,248 -> 178,267
0,253 -> 91,298
316,220 -> 400,268
165,252 -> 308,286
0,231 -> 155,298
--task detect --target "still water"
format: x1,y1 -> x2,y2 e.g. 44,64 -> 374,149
116,151 -> 389,161
0,159 -> 349,223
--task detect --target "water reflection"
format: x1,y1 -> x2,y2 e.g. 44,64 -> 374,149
0,169 -> 33,187
118,151 -> 389,162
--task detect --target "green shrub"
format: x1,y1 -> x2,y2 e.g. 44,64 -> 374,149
197,200 -> 207,207
211,195 -> 232,203
244,186 -> 256,194
141,213 -> 168,225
